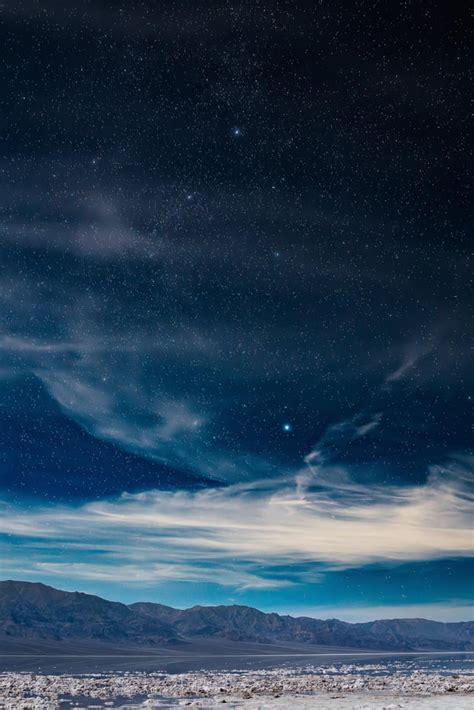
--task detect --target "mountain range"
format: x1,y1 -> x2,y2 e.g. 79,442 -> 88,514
1,580 -> 473,652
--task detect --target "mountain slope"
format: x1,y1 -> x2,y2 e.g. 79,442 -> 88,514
1,581 -> 473,651
130,601 -> 474,651
0,580 -> 177,644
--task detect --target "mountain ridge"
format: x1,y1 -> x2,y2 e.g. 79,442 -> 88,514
1,580 -> 473,652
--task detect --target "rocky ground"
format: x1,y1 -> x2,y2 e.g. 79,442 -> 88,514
0,663 -> 472,708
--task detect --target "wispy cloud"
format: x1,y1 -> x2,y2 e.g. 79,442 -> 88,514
29,562 -> 290,591
385,343 -> 432,384
0,169 -> 469,491
1,455 -> 472,589
304,412 -> 383,472
0,195 -> 165,260
383,327 -> 452,386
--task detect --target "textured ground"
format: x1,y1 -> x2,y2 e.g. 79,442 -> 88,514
0,661 -> 473,709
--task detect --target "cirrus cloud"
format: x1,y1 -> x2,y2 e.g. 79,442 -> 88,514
1,455 -> 472,590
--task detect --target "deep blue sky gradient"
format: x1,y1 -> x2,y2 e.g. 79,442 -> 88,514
0,0 -> 472,619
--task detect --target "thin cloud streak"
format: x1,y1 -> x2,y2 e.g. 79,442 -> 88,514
385,341 -> 435,384
1,456 -> 472,589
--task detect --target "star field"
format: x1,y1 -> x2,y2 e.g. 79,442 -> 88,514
0,0 -> 472,618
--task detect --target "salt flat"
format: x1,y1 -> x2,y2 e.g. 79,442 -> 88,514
0,657 -> 472,709
204,697 -> 474,708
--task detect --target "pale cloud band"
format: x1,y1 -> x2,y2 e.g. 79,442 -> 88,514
1,455 -> 472,590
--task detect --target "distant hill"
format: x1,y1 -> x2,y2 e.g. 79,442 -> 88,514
1,580 -> 473,652
131,600 -> 474,651
0,580 -> 176,645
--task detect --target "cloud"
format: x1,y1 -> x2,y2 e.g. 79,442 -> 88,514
385,342 -> 434,384
0,266 -> 281,483
1,164 -> 470,491
36,368 -> 214,470
304,412 -> 383,475
354,413 -> 383,437
0,195 -> 164,260
28,562 -> 290,591
1,455 -> 472,589
0,335 -> 83,354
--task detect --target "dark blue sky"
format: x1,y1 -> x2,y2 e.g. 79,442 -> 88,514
0,0 -> 472,620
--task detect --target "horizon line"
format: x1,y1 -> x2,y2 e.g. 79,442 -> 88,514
2,579 -> 473,625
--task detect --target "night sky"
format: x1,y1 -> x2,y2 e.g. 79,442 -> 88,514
0,1 -> 472,621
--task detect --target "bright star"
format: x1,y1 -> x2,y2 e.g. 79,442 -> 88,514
283,423 -> 292,432
233,127 -> 241,137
